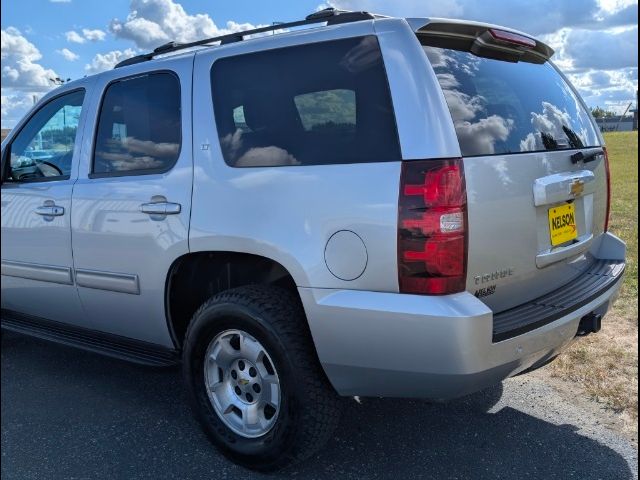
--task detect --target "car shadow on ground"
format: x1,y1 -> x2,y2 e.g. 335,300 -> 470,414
1,331 -> 634,480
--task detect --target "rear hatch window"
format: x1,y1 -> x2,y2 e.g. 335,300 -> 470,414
423,46 -> 600,157
420,37 -> 608,316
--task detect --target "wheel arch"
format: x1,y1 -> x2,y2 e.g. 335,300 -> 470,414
165,251 -> 300,348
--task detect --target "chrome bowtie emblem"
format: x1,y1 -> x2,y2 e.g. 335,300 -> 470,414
570,179 -> 585,196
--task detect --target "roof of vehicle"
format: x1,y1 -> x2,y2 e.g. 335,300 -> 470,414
113,8 -> 380,69
111,8 -> 552,70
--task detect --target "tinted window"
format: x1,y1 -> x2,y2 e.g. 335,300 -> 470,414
211,36 -> 400,167
423,46 -> 600,157
7,90 -> 84,182
93,72 -> 181,175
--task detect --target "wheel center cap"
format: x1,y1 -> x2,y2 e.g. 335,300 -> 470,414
204,329 -> 281,438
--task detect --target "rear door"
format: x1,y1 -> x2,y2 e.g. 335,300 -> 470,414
70,57 -> 193,347
421,40 -> 607,312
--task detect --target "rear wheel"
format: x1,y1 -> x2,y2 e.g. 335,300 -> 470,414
183,285 -> 342,471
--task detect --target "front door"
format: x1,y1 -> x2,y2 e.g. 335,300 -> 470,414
70,60 -> 193,347
1,88 -> 88,324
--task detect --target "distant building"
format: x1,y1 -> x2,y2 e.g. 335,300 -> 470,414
595,116 -> 635,132
1,129 -> 11,142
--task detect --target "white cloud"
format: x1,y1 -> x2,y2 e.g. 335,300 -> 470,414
324,0 -> 603,34
571,67 -> 638,112
109,0 -> 259,49
455,115 -> 514,155
325,0 -> 637,113
84,48 -> 137,74
57,47 -> 79,61
326,0 -> 638,34
65,30 -> 85,43
1,92 -> 35,128
1,27 -> 58,91
1,28 -> 58,128
66,28 -> 106,44
596,3 -> 638,27
82,28 -> 106,41
565,27 -> 638,70
589,71 -> 612,87
520,102 -> 576,151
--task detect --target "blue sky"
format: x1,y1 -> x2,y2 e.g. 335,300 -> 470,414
1,0 -> 638,128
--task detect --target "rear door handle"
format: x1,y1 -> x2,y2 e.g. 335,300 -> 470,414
571,148 -> 604,164
35,205 -> 65,217
533,170 -> 596,206
140,202 -> 181,215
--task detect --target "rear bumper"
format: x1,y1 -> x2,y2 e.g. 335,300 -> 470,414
300,232 -> 625,400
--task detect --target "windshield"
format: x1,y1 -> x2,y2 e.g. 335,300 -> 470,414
423,45 -> 600,157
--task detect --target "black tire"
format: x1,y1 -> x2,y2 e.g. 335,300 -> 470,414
183,285 -> 342,471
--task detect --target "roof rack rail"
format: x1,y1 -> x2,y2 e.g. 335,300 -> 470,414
114,8 -> 375,69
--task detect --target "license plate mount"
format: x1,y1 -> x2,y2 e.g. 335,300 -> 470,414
548,203 -> 578,246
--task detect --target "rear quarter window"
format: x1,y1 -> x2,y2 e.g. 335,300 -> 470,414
210,36 -> 401,167
423,46 -> 600,157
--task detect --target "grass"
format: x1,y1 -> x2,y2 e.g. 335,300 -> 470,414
546,131 -> 638,435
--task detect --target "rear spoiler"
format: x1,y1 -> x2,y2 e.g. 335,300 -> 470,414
405,18 -> 554,64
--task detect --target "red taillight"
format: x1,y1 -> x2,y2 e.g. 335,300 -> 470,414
488,29 -> 537,48
398,159 -> 467,295
603,147 -> 611,231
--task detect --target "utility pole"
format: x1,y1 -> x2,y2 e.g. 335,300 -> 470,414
615,102 -> 632,132
634,90 -> 638,131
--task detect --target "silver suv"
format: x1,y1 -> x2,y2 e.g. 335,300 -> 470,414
0,8 -> 626,471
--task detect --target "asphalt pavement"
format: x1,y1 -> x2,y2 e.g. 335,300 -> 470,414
1,330 -> 638,480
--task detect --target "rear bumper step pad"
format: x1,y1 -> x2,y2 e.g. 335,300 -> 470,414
493,259 -> 625,342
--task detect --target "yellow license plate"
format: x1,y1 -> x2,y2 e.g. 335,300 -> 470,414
548,203 -> 578,246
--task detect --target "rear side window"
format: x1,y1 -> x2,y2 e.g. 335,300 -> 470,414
211,36 -> 401,167
423,46 -> 600,157
93,72 -> 181,176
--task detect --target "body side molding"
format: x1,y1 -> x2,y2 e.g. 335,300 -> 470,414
74,269 -> 140,294
1,260 -> 73,285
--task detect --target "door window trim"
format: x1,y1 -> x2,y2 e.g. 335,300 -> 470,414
1,87 -> 86,186
88,70 -> 183,179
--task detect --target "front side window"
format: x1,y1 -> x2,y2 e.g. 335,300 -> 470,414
423,45 -> 600,157
211,36 -> 401,167
93,72 -> 181,175
6,90 -> 84,182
